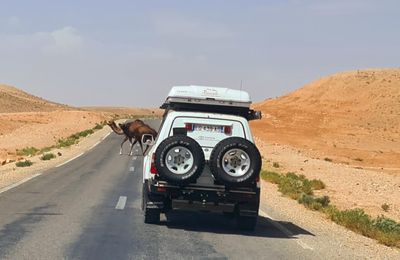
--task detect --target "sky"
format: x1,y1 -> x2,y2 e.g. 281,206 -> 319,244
0,0 -> 399,107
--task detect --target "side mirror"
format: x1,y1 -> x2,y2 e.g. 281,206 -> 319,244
248,110 -> 262,120
253,111 -> 262,120
142,134 -> 155,146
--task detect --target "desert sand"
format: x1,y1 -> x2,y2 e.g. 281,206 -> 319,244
0,84 -> 158,163
251,69 -> 400,221
251,69 -> 400,170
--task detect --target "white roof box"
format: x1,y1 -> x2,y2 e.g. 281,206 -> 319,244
163,85 -> 252,108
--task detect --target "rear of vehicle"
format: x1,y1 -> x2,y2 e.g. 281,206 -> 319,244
142,86 -> 262,230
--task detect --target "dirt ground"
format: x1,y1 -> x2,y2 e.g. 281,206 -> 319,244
256,137 -> 400,222
0,111 -> 107,163
251,69 -> 400,171
251,69 -> 400,222
0,125 -> 112,191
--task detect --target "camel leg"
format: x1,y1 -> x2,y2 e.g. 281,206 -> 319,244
120,136 -> 128,155
138,141 -> 145,156
129,138 -> 137,156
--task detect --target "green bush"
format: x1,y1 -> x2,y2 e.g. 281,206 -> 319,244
40,153 -> 56,161
310,179 -> 326,190
260,171 -> 282,184
298,194 -> 330,210
93,123 -> 103,130
57,137 -> 77,148
326,208 -> 400,247
16,147 -> 39,156
16,160 -> 33,167
329,208 -> 373,236
261,171 -> 325,200
39,147 -> 53,154
78,129 -> 94,137
262,168 -> 400,247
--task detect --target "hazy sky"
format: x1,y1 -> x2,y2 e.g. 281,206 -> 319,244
0,0 -> 399,107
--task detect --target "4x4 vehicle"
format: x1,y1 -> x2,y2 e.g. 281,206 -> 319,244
142,86 -> 262,230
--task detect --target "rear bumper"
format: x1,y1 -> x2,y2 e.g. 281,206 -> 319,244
145,180 -> 260,215
172,199 -> 235,213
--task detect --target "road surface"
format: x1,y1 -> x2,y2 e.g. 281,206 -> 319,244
0,120 -> 348,259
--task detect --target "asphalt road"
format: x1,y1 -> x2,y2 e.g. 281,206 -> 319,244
0,120 -> 319,260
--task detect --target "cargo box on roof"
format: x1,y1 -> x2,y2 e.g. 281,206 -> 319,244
160,86 -> 261,120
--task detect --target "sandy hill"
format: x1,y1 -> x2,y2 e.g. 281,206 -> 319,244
0,84 -> 72,113
251,69 -> 400,170
83,106 -> 163,117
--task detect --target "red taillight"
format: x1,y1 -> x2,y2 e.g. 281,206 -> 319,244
224,125 -> 232,135
150,153 -> 157,174
256,175 -> 260,188
157,187 -> 167,192
185,123 -> 194,132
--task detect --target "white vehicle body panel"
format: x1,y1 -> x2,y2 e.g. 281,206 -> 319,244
142,111 -> 255,183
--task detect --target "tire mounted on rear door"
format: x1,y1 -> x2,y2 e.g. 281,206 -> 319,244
155,135 -> 205,184
209,137 -> 261,186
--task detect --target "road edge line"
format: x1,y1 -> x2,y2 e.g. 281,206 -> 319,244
0,173 -> 42,195
56,152 -> 84,168
259,209 -> 314,250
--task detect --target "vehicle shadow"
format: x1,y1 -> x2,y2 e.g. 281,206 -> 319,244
162,211 -> 314,239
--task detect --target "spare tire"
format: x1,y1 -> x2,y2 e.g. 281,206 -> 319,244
155,136 -> 205,184
209,137 -> 261,186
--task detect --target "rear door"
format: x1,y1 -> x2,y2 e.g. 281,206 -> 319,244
168,115 -> 246,160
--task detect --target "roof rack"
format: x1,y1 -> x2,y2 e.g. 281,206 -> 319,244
160,86 -> 262,120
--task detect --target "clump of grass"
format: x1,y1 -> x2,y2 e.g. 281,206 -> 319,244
16,147 -> 39,156
57,137 -> 78,148
93,123 -> 103,130
261,169 -> 400,247
272,162 -> 280,168
261,171 -> 325,200
298,194 -> 330,211
40,153 -> 56,161
260,171 -> 282,184
56,129 -> 95,148
310,179 -> 326,190
278,172 -> 313,199
354,158 -> 363,162
326,208 -> 400,247
381,203 -> 390,212
16,160 -> 33,167
324,157 -> 332,162
78,129 -> 94,137
39,147 -> 53,154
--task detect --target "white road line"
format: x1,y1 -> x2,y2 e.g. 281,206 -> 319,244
56,152 -> 84,168
129,166 -> 135,172
259,209 -> 314,251
115,196 -> 127,210
102,132 -> 111,141
89,141 -> 100,150
0,173 -> 42,195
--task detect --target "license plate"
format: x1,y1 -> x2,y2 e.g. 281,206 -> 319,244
193,124 -> 223,133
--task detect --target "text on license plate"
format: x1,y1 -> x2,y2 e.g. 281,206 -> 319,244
193,124 -> 223,133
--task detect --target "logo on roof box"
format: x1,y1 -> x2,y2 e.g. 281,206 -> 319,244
202,88 -> 219,97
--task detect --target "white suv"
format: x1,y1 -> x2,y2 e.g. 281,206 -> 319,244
142,86 -> 262,230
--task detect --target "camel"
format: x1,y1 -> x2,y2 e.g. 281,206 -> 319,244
107,120 -> 143,155
107,120 -> 157,156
